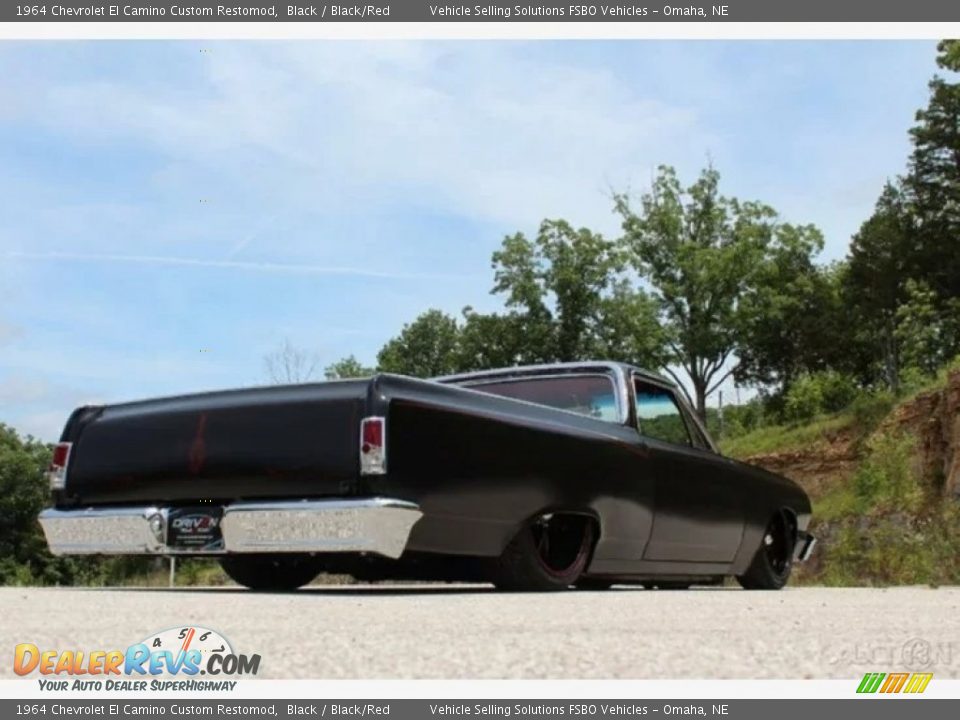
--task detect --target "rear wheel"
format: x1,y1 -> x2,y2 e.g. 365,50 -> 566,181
491,514 -> 595,592
737,512 -> 795,590
219,554 -> 321,591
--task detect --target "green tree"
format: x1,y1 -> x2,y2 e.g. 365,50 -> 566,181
492,219 -> 623,362
456,310 -> 533,371
324,355 -> 375,380
616,164 -> 824,418
937,38 -> 960,71
843,182 -> 913,390
895,279 -> 946,376
905,39 -> 960,301
490,219 -> 665,369
0,424 -> 51,583
376,309 -> 462,377
0,424 -> 111,586
736,235 -> 843,389
593,281 -> 670,369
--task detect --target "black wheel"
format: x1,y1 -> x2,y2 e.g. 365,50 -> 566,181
491,514 -> 595,592
575,578 -> 615,590
737,512 -> 795,590
219,554 -> 321,591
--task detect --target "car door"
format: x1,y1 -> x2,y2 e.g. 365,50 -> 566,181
635,377 -> 745,563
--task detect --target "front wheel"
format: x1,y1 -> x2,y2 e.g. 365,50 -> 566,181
491,514 -> 595,592
219,554 -> 321,591
737,512 -> 795,590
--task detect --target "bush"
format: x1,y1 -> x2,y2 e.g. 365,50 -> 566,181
853,431 -> 920,511
784,375 -> 823,422
850,389 -> 895,431
818,371 -> 859,412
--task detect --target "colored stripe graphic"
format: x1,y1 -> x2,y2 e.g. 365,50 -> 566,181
857,672 -> 932,694
904,673 -> 933,694
880,673 -> 909,693
857,673 -> 885,693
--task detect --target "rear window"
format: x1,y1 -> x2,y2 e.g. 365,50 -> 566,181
466,374 -> 620,422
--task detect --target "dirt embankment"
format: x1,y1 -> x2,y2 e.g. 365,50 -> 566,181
883,369 -> 960,497
745,369 -> 960,500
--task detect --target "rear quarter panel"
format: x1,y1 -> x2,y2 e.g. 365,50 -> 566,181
363,375 -> 656,560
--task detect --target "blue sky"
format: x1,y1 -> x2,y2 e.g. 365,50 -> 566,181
0,40 -> 939,440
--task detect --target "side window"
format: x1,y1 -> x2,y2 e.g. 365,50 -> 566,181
634,379 -> 692,447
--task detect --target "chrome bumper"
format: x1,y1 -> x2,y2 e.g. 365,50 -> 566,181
39,498 -> 422,560
794,531 -> 817,562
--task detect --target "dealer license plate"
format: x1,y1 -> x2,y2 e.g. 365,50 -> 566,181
166,507 -> 224,551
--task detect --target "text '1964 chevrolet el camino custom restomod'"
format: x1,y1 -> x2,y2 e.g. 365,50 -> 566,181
38,362 -> 815,591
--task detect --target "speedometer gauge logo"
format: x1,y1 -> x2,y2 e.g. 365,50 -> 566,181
139,626 -> 234,676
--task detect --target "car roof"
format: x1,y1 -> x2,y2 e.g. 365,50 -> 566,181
433,361 -> 673,387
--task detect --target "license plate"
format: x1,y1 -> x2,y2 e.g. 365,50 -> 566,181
166,507 -> 224,551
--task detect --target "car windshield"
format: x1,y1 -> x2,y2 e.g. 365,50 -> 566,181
464,374 -> 620,422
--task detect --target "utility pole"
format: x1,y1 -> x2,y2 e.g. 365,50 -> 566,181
718,390 -> 724,437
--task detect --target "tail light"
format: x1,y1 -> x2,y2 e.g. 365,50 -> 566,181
47,442 -> 73,490
359,416 -> 386,475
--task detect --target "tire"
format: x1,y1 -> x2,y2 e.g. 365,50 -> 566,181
219,554 -> 321,591
491,514 -> 595,592
736,512 -> 795,590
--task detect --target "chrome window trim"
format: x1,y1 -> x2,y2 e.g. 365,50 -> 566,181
446,367 -> 630,426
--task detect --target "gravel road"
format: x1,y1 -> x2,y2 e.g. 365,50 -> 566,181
4,585 -> 959,678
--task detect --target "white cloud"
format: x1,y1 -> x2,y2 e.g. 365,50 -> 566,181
32,43 -> 707,237
5,250 -> 468,280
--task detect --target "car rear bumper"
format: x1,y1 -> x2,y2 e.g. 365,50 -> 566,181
38,497 -> 422,560
793,531 -> 817,562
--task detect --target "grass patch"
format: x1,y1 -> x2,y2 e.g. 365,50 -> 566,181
719,412 -> 853,458
812,483 -> 860,522
813,510 -> 960,587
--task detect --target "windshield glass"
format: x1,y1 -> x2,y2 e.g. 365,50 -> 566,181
464,374 -> 620,422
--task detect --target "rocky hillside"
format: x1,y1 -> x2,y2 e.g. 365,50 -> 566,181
731,369 -> 960,585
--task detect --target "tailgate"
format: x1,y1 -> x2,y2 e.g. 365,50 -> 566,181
60,381 -> 370,504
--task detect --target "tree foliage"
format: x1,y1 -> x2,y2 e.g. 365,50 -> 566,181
905,39 -> 960,301
0,425 -> 117,586
490,219 -> 664,367
376,309 -> 462,378
324,355 -> 375,380
616,165 -> 823,416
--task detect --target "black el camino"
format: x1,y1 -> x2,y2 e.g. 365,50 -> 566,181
39,361 -> 815,591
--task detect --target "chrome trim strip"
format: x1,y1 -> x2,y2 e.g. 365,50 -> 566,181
39,498 -> 422,560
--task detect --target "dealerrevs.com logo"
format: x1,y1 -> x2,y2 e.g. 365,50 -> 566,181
14,626 -> 260,692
